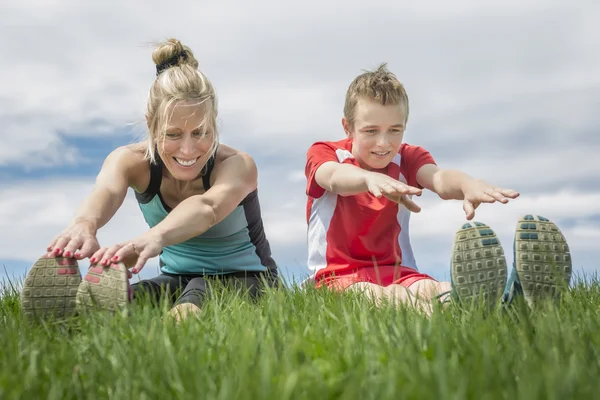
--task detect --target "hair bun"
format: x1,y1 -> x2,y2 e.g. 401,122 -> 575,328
152,38 -> 199,75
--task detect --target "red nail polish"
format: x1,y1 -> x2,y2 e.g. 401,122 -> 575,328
112,256 -> 118,261
54,248 -> 60,254
91,257 -> 96,263
64,251 -> 71,257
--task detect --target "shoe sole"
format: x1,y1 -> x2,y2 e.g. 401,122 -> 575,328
76,262 -> 130,312
514,214 -> 572,307
451,222 -> 507,306
20,256 -> 81,319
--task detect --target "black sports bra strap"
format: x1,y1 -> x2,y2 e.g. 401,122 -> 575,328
202,155 -> 215,191
148,158 -> 164,195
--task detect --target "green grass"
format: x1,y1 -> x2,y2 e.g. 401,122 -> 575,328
2,275 -> 600,399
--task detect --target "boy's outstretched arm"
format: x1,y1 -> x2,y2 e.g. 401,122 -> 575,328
314,162 -> 423,212
416,164 -> 519,220
314,162 -> 371,196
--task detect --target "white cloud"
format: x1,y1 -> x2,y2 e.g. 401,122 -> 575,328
1,0 -> 599,167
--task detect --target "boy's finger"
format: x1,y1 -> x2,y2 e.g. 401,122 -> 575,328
500,189 -> 520,198
478,193 -> 496,203
401,196 -> 421,213
488,191 -> 508,203
463,199 -> 475,220
394,183 -> 422,195
369,185 -> 383,198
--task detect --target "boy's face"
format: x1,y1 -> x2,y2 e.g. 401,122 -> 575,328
343,97 -> 407,170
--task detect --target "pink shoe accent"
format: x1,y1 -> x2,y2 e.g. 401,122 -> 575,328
84,275 -> 101,284
88,266 -> 105,274
57,268 -> 79,275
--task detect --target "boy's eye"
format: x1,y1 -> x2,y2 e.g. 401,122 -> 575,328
365,129 -> 378,134
166,132 -> 181,139
192,130 -> 207,137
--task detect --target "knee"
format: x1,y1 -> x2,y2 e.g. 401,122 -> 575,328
436,282 -> 452,295
168,303 -> 201,322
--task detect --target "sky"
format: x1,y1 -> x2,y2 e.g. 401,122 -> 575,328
1,0 -> 599,286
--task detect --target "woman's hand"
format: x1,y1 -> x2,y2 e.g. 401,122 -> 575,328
90,232 -> 163,274
46,220 -> 100,259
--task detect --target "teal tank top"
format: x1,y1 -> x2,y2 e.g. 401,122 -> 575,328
134,156 -> 277,276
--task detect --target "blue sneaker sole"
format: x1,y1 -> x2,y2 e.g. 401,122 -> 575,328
451,222 -> 507,305
514,215 -> 572,307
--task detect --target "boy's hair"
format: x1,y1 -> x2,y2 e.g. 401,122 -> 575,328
144,38 -> 219,163
343,63 -> 409,128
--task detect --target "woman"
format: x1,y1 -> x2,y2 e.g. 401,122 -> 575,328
20,38 -> 279,321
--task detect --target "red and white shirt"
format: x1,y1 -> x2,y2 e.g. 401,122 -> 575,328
305,137 -> 436,276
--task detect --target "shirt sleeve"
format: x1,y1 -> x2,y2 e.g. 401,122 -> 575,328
305,142 -> 339,198
402,145 -> 436,188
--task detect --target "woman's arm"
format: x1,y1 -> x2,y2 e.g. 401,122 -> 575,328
106,151 -> 258,273
48,146 -> 145,259
153,152 -> 257,246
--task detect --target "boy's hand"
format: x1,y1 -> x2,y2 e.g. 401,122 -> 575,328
461,180 -> 519,220
365,172 -> 423,213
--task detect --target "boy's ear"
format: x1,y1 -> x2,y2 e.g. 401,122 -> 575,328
341,117 -> 352,137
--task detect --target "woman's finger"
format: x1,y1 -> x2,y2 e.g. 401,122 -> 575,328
51,237 -> 70,257
62,237 -> 84,259
78,239 -> 100,260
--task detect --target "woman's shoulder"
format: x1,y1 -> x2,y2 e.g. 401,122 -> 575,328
211,144 -> 257,183
214,144 -> 255,167
104,143 -> 151,192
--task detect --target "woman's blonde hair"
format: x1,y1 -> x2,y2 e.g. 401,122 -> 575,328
145,38 -> 218,166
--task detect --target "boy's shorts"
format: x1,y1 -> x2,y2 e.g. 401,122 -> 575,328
315,265 -> 436,291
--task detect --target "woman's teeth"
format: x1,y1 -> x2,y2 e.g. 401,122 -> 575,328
174,157 -> 198,167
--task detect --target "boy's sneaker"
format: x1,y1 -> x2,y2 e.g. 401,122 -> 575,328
450,222 -> 508,307
503,214 -> 572,308
75,262 -> 132,312
21,256 -> 82,319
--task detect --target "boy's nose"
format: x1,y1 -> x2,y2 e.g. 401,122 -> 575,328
376,135 -> 388,147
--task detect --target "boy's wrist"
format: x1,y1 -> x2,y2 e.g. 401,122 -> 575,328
459,176 -> 479,195
359,169 -> 373,192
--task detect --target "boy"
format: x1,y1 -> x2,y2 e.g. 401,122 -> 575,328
304,63 -> 572,312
